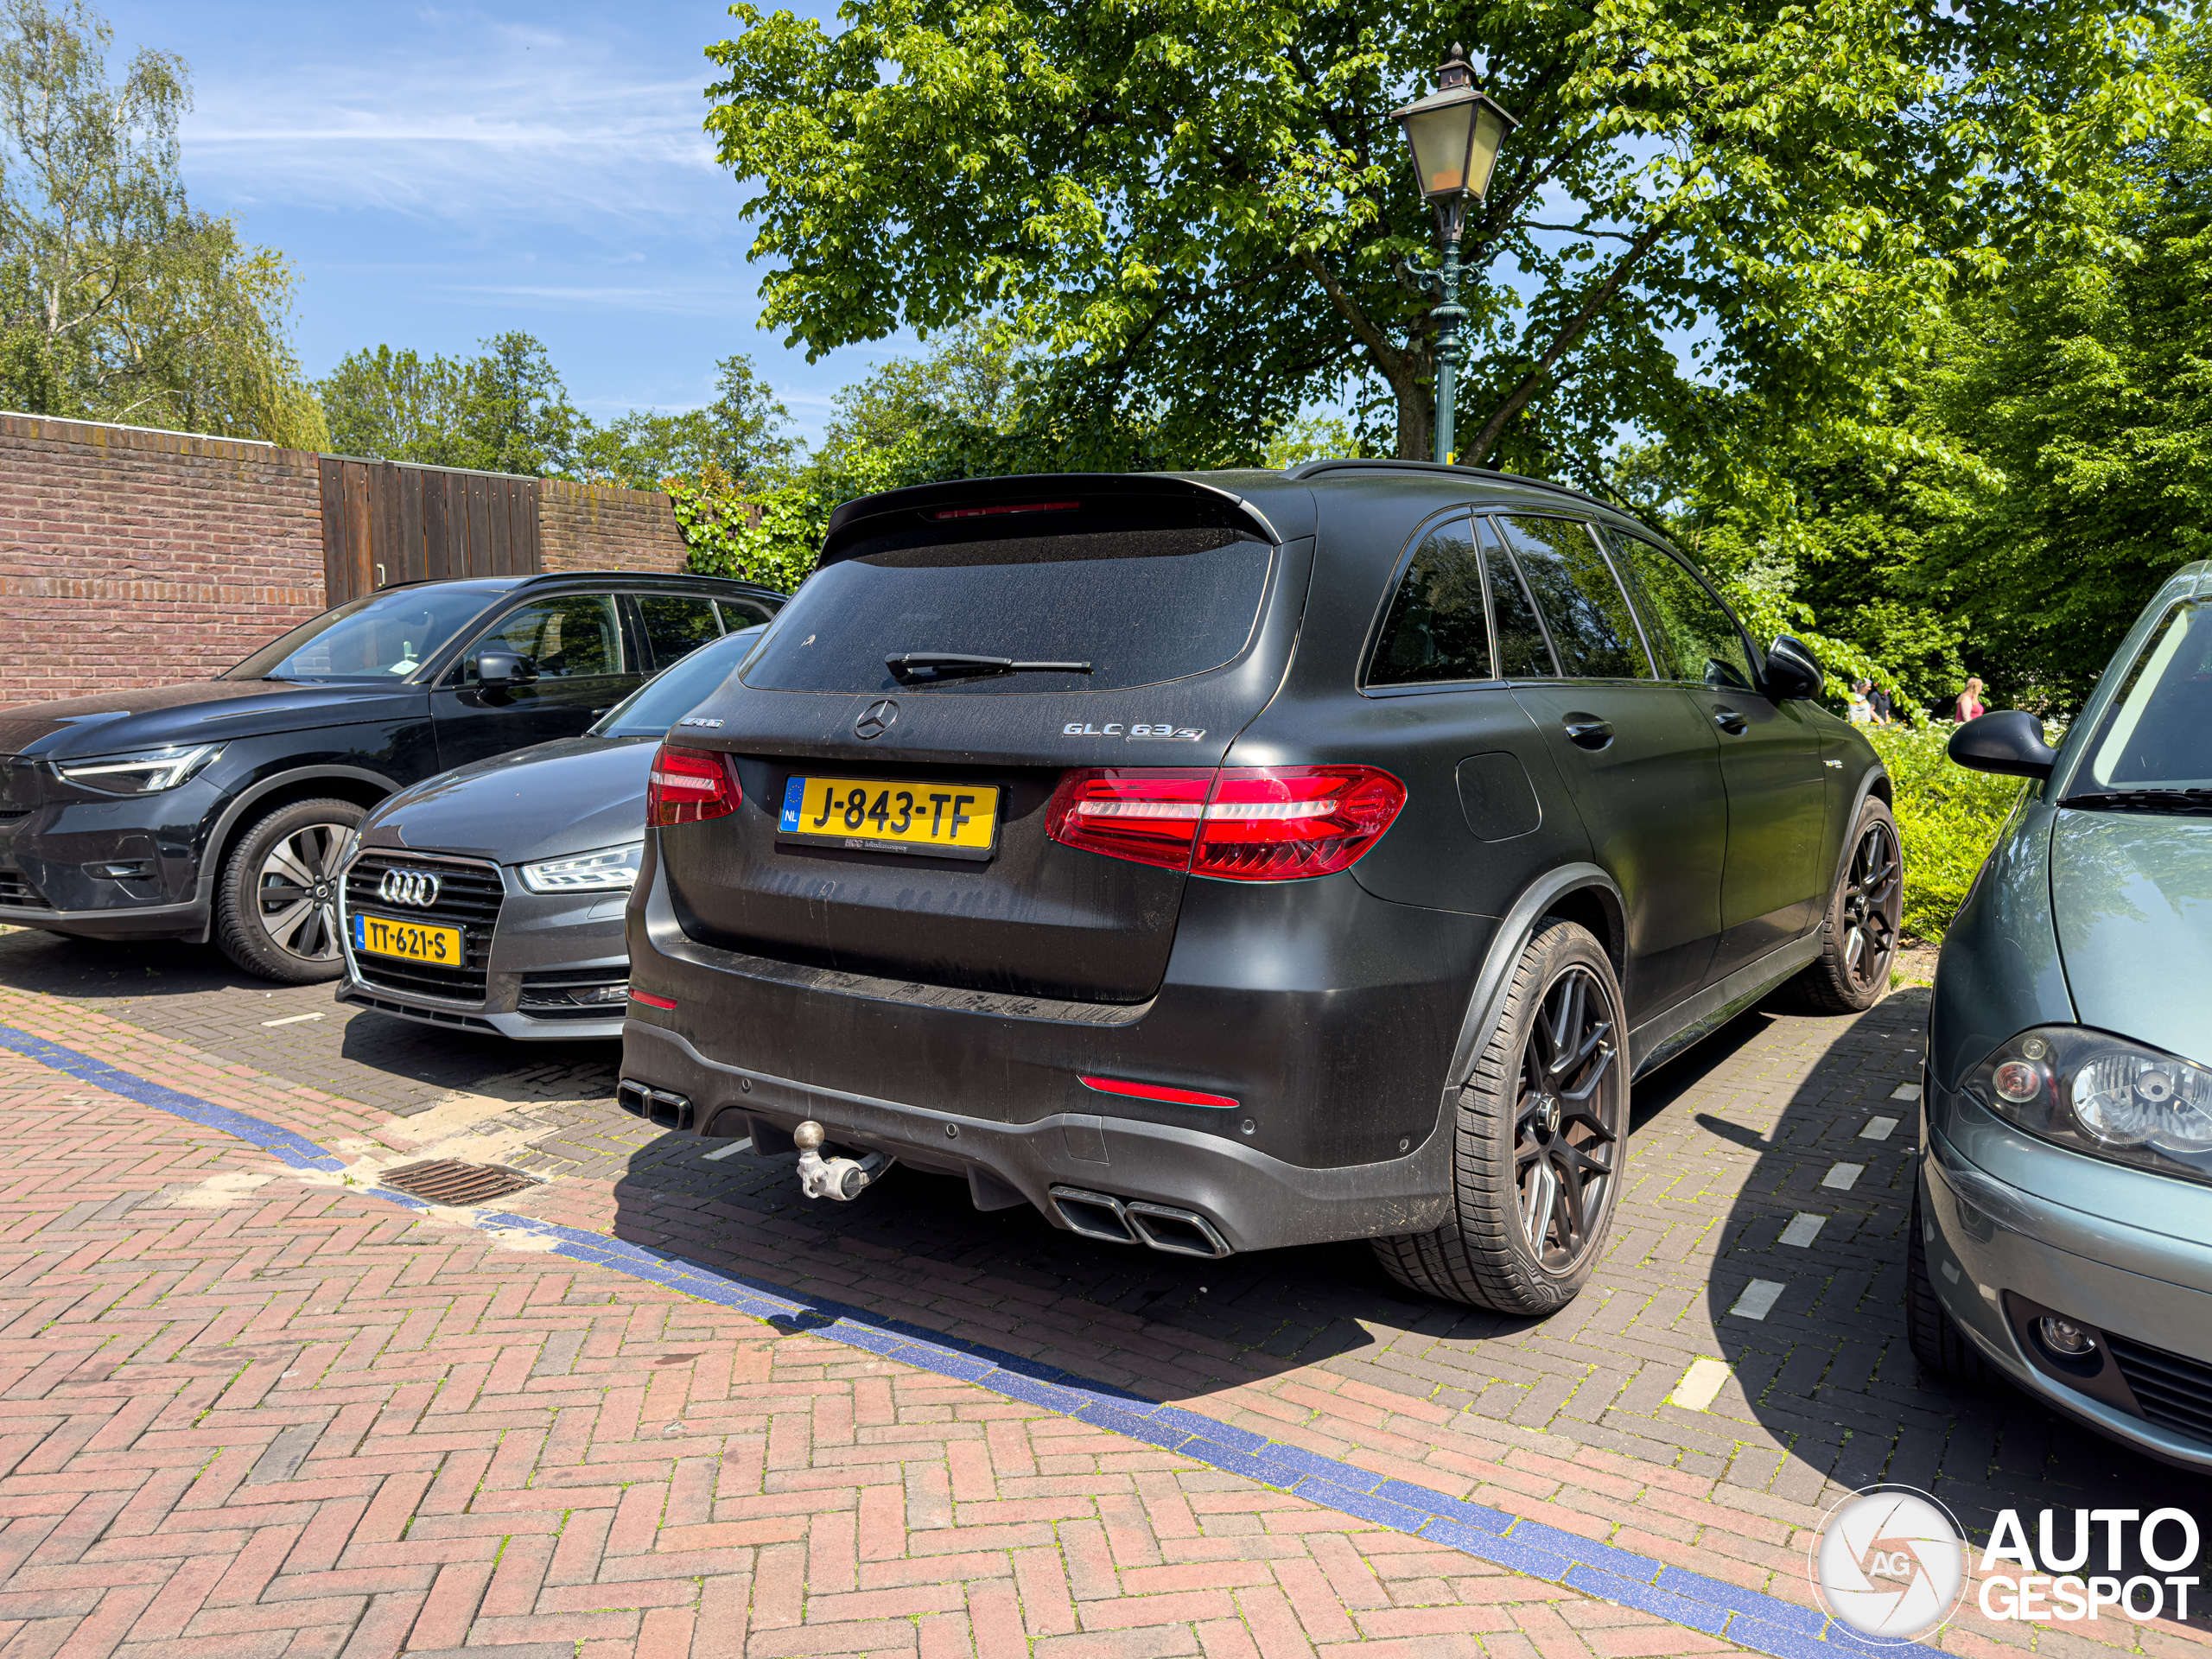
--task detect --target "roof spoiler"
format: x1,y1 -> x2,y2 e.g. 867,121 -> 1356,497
819,474 -> 1287,569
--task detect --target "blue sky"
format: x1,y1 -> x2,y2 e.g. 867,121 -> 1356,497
100,0 -> 884,444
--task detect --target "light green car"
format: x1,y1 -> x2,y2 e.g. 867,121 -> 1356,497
1914,559 -> 2212,1465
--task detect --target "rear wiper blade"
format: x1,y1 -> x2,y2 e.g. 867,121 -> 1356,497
2060,787 -> 2212,814
886,652 -> 1093,683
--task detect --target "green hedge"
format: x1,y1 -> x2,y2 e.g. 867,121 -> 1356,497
1864,724 -> 2025,941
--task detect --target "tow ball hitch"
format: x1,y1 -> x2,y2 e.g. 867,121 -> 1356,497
793,1120 -> 892,1202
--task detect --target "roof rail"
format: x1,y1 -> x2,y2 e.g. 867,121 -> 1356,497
1284,456 -> 1607,510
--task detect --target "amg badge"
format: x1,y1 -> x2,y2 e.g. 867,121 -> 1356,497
1063,722 -> 1206,741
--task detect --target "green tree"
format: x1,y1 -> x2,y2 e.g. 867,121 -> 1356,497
576,353 -> 797,488
1683,25 -> 2211,715
0,0 -> 322,446
704,0 -> 2170,483
318,331 -> 583,477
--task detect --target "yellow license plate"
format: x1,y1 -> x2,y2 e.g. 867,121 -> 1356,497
778,776 -> 1000,861
353,912 -> 465,964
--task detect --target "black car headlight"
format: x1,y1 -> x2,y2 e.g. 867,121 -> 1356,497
1970,1027 -> 2212,1182
52,743 -> 225,795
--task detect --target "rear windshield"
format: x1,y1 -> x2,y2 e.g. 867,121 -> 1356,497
2080,597 -> 2212,791
741,529 -> 1274,695
593,627 -> 763,737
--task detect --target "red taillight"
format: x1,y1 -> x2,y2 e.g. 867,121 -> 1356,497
1080,1074 -> 1238,1109
1044,767 -> 1214,871
1046,766 -> 1406,881
647,745 -> 741,827
630,990 -> 678,1011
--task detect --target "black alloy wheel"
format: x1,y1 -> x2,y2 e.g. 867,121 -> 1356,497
1789,795 -> 1906,1014
1514,964 -> 1623,1274
1838,817 -> 1903,995
1373,919 -> 1630,1314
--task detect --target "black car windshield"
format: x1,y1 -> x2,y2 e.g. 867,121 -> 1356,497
592,627 -> 763,737
2078,596 -> 2212,793
223,586 -> 507,682
741,529 -> 1273,695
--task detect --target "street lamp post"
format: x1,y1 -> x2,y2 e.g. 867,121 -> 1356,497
1391,46 -> 1517,465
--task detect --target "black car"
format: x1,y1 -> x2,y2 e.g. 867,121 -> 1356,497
0,572 -> 782,982
616,465 -> 1896,1311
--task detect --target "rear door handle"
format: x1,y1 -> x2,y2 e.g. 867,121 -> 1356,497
1713,707 -> 1750,735
1562,715 -> 1613,750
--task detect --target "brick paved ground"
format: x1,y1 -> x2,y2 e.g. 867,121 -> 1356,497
4,924 -> 2212,1655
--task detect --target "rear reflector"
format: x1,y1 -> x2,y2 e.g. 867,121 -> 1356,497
629,990 -> 678,1011
648,745 -> 741,827
1046,766 -> 1406,880
1079,1074 -> 1238,1109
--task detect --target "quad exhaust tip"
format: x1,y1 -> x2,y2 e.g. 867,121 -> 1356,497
1049,1185 -> 1230,1258
617,1079 -> 693,1131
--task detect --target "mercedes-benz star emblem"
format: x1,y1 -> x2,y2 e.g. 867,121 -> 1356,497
377,868 -> 442,908
855,699 -> 899,741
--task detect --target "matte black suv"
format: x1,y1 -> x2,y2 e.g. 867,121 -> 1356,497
0,572 -> 781,982
617,464 -> 1897,1311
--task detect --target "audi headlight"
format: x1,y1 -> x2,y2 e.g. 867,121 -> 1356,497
1970,1027 -> 2212,1182
53,743 -> 224,795
518,841 -> 642,893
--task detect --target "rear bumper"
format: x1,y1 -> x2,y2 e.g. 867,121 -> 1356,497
621,1018 -> 1455,1253
619,861 -> 1491,1250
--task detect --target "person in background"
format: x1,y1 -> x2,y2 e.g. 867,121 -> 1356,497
1867,683 -> 1893,723
1955,677 -> 1986,723
1847,680 -> 1876,724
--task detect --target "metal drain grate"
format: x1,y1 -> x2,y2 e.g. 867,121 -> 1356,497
379,1160 -> 539,1206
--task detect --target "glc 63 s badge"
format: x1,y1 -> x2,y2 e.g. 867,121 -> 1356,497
1063,722 -> 1206,741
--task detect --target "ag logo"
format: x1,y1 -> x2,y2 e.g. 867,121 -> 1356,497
855,699 -> 898,741
1809,1484 -> 1967,1643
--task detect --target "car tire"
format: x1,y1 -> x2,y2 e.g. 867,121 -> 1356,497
1783,796 -> 1904,1014
213,798 -> 363,984
1373,919 -> 1629,1314
1906,1185 -> 1990,1382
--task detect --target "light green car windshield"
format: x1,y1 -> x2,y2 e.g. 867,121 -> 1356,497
2083,597 -> 2212,791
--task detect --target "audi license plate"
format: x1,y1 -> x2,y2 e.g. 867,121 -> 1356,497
353,912 -> 464,964
778,776 -> 1000,861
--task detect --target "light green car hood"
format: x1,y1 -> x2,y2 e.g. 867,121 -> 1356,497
2051,808 -> 2212,1071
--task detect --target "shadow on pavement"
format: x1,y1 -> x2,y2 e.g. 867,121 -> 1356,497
594,1010 -> 1795,1402
1699,984 -> 2212,1636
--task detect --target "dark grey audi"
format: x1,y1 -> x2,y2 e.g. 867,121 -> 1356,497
617,463 -> 1897,1310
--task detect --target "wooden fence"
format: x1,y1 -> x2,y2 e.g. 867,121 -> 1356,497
317,459 -> 542,606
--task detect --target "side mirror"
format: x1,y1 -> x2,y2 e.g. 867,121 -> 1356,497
1764,634 -> 1824,701
474,652 -> 537,690
1949,709 -> 2057,779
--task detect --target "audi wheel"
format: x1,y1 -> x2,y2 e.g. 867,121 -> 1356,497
213,798 -> 365,984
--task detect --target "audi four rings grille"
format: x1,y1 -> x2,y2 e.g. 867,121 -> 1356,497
344,851 -> 504,1002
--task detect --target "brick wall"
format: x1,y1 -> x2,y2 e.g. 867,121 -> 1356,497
538,478 -> 689,575
0,416 -> 694,709
0,415 -> 327,707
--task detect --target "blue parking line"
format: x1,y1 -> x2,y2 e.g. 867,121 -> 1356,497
0,1022 -> 1938,1655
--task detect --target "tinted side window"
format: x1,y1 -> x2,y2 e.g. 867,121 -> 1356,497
1491,516 -> 1650,680
467,594 -> 624,681
717,597 -> 775,628
1366,515 -> 1493,687
1607,536 -> 1756,690
639,595 -> 724,668
1480,519 -> 1558,677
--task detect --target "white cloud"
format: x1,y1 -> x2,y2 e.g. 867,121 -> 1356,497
178,17 -> 733,233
